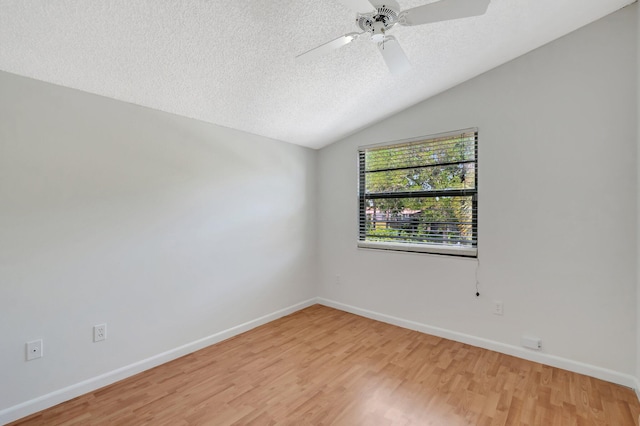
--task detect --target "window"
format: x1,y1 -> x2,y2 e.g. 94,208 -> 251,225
358,129 -> 478,257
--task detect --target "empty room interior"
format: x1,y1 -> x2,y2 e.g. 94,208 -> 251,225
1,0 -> 639,424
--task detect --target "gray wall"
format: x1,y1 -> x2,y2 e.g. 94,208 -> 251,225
318,4 -> 637,382
637,0 -> 640,392
0,71 -> 318,416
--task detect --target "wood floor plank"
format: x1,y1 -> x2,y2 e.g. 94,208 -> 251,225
8,305 -> 640,425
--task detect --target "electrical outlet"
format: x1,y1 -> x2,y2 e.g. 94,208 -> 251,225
94,324 -> 107,342
521,335 -> 542,350
493,301 -> 504,316
26,339 -> 43,361
335,275 -> 341,285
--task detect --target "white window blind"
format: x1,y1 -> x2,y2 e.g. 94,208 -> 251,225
358,129 -> 478,257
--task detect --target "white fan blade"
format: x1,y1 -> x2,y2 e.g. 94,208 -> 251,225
297,33 -> 360,62
378,36 -> 411,75
400,0 -> 490,26
336,0 -> 376,13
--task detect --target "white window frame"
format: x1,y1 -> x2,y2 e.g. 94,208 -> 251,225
357,128 -> 478,258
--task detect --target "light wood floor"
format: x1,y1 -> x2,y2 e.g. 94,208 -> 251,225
10,305 -> 640,425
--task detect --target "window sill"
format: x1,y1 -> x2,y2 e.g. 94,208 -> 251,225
357,241 -> 477,258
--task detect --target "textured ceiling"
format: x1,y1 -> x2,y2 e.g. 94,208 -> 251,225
0,0 -> 635,149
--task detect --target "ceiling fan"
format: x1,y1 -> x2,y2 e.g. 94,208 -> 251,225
296,0 -> 491,75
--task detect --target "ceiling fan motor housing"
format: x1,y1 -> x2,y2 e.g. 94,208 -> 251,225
356,4 -> 400,39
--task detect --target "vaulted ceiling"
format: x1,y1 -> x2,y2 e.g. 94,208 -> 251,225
0,0 -> 634,149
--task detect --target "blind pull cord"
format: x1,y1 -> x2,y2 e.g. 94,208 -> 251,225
475,257 -> 480,297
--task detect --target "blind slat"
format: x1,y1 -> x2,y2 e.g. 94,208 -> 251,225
364,133 -> 476,172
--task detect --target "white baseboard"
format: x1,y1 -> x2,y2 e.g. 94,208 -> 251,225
0,298 -> 317,425
317,297 -> 639,391
3,296 -> 638,424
